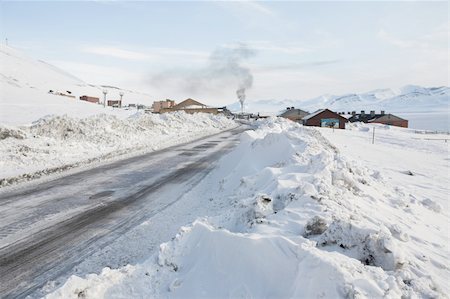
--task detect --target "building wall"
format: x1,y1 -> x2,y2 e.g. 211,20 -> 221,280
80,96 -> 99,103
280,109 -> 309,122
371,119 -> 408,128
152,100 -> 175,112
304,110 -> 347,129
107,100 -> 122,107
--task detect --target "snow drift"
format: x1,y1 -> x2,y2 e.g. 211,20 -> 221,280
46,117 -> 449,298
0,111 -> 236,187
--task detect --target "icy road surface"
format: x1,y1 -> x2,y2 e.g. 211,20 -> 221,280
0,125 -> 247,298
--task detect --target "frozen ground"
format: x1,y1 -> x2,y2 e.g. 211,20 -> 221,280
46,118 -> 449,298
396,111 -> 450,133
0,111 -> 236,187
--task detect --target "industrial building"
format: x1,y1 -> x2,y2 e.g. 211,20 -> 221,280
279,107 -> 309,122
348,111 -> 408,128
157,98 -> 220,115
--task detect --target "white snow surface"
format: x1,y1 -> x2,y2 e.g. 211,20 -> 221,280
0,111 -> 236,186
46,118 -> 449,299
0,44 -> 149,126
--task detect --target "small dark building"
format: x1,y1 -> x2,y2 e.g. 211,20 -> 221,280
80,95 -> 99,103
107,100 -> 122,107
279,107 -> 309,122
348,111 -> 408,128
303,109 -> 348,129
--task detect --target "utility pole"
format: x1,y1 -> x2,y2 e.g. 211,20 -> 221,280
5,38 -> 8,46
372,127 -> 375,144
119,91 -> 124,108
103,89 -> 108,108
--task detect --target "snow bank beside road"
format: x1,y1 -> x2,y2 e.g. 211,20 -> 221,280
46,118 -> 449,298
0,112 -> 236,187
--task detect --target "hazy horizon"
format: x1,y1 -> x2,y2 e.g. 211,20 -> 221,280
1,1 -> 448,105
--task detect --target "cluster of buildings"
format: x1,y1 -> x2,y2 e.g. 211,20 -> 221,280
151,98 -> 231,116
79,95 -> 123,108
280,108 -> 408,129
71,91 -> 409,130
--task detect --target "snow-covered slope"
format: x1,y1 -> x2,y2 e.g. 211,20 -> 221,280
0,45 -> 149,125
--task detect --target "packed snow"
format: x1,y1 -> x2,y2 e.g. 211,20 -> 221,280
0,112 -> 236,187
46,118 -> 449,298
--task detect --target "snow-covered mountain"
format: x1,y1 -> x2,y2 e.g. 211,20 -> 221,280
230,85 -> 449,115
0,45 -> 150,125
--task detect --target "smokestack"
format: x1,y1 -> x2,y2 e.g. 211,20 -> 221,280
237,88 -> 246,114
370,110 -> 375,116
361,110 -> 365,116
381,110 -> 385,115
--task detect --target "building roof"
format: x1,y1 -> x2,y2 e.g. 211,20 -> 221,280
279,108 -> 309,118
349,114 -> 380,122
173,98 -> 207,109
368,114 -> 407,122
349,113 -> 406,123
302,109 -> 326,121
303,109 -> 348,121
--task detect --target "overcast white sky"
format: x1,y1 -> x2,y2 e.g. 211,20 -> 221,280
1,1 -> 448,105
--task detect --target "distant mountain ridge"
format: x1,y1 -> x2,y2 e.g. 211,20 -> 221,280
229,85 -> 449,115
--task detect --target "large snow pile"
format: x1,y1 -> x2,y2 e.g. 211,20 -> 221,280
0,112 -> 236,186
46,118 -> 449,298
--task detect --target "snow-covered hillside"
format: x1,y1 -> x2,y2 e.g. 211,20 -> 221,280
45,118 -> 449,299
0,45 -> 149,125
230,86 -> 450,132
0,45 -> 240,188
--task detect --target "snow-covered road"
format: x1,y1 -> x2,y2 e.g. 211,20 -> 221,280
0,125 -> 247,298
44,119 -> 447,299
